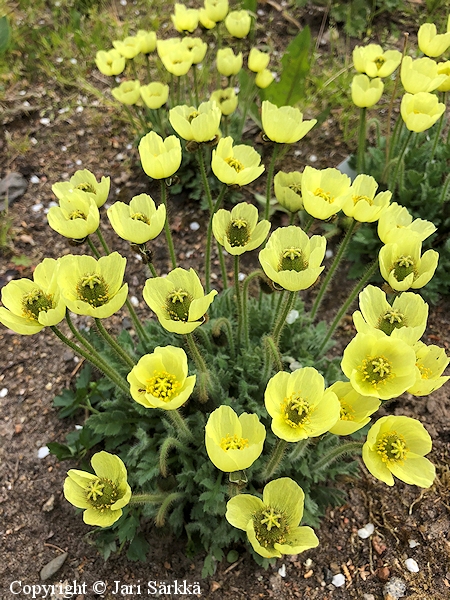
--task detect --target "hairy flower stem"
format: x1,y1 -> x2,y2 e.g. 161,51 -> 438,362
193,65 -> 199,106
212,317 -> 236,359
197,148 -> 214,212
356,107 -> 367,174
160,181 -> 177,269
259,439 -> 288,481
50,326 -> 130,395
389,130 -> 413,193
314,441 -> 363,472
205,184 -> 227,293
95,318 -> 136,369
234,255 -> 244,349
318,259 -> 378,353
264,335 -> 283,373
185,333 -> 210,403
272,291 -> 297,345
86,236 -> 101,258
264,143 -> 280,222
147,263 -> 158,278
129,493 -> 168,505
429,92 -> 446,164
165,410 -> 194,443
242,269 -> 265,347
311,219 -> 357,320
155,492 -> 185,527
303,213 -> 314,234
159,436 -> 190,477
289,438 -> 310,462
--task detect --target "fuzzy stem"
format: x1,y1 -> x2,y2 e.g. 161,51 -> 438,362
122,104 -> 140,136
356,107 -> 367,174
185,332 -> 209,403
212,317 -> 236,359
318,259 -> 378,353
264,144 -> 280,222
205,184 -> 227,293
148,262 -> 158,278
429,92 -> 446,164
234,255 -> 243,349
160,180 -> 177,269
95,318 -> 136,369
159,436 -> 189,478
165,409 -> 194,442
311,219 -> 357,320
95,228 -> 110,255
155,492 -> 185,527
197,148 -> 214,212
264,335 -> 283,372
289,438 -> 310,462
87,236 -> 101,258
259,439 -> 288,481
314,441 -> 363,472
50,326 -> 130,395
129,493 -> 167,504
389,130 -> 413,193
303,213 -> 314,234
242,269 -> 265,347
272,290 -> 297,344
124,298 -> 150,345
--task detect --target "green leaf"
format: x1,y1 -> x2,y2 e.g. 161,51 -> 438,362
0,16 -> 11,55
260,27 -> 311,106
126,533 -> 149,561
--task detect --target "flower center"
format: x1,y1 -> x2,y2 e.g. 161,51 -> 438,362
253,506 -> 290,549
288,182 -> 302,194
225,157 -> 245,172
21,288 -> 54,321
85,477 -> 119,509
376,430 -> 408,464
187,110 -> 199,123
281,393 -> 311,429
227,218 -> 250,247
358,355 -> 393,389
392,255 -> 416,282
219,433 -> 249,451
353,194 -> 373,206
75,182 -> 97,194
165,288 -> 192,321
76,273 -> 109,307
339,401 -> 355,421
68,209 -> 87,220
314,187 -> 334,203
146,370 -> 180,400
131,212 -> 151,225
417,362 -> 432,379
374,56 -> 385,69
278,247 -> 308,272
378,308 -> 406,335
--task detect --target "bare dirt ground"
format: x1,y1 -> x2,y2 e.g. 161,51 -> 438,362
1,4 -> 450,600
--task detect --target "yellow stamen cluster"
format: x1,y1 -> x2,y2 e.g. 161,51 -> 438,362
376,430 -> 408,464
86,477 -> 119,510
278,247 -> 308,273
417,363 -> 432,380
281,393 -> 311,429
225,157 -> 245,173
187,110 -> 200,123
68,209 -> 88,220
339,401 -> 355,421
165,288 -> 192,321
21,288 -> 54,321
288,182 -> 302,194
352,194 -> 373,206
378,308 -> 405,335
392,255 -> 416,282
220,433 -> 249,451
359,355 -> 393,388
314,187 -> 334,203
374,56 -> 385,69
75,182 -> 97,194
227,218 -> 250,247
146,370 -> 180,400
76,273 -> 109,307
253,506 -> 290,548
131,212 -> 151,225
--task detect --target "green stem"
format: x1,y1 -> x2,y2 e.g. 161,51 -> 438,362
185,332 -> 210,403
356,107 -> 367,174
318,259 -> 378,353
125,298 -> 150,344
147,263 -> 158,278
385,32 -> 408,165
212,317 -> 236,359
389,130 -> 413,193
159,436 -> 189,477
197,148 -> 214,212
95,318 -> 136,369
95,228 -> 110,255
129,493 -> 167,504
234,255 -> 243,349
155,491 -> 184,527
265,335 -> 283,372
205,184 -> 227,293
429,92 -> 446,163
272,290 -> 297,344
264,144 -> 280,221
87,236 -> 101,258
259,439 -> 288,481
50,326 -> 130,395
303,213 -> 314,234
193,65 -> 199,105
242,269 -> 265,347
311,220 -> 357,320
160,180 -> 177,269
165,409 -> 194,442
314,441 -> 363,472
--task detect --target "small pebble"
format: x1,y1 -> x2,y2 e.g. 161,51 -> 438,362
278,564 -> 286,577
39,117 -> 51,125
56,57 -> 63,63
70,58 -> 77,64
326,249 -> 333,258
383,576 -> 406,599
309,154 -> 317,162
120,0 -> 127,5
286,309 -> 299,324
75,425 -> 83,430
32,203 -> 43,212
38,446 -> 50,459
130,295 -> 139,307
76,106 -> 84,113
408,539 -> 419,548
61,145 -> 67,152
358,522 -> 375,539
30,175 -> 40,184
0,387 -> 8,398
331,573 -> 345,587
405,558 -> 419,573
190,221 -> 200,231
238,272 -> 245,282
75,159 -> 82,165
289,361 -> 302,371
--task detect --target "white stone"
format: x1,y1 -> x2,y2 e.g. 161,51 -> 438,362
405,558 -> 419,573
30,175 -> 40,184
0,388 -> 8,398
286,309 -> 299,324
332,573 -> 345,587
32,203 -> 43,212
358,522 -> 375,538
39,117 -> 51,125
38,446 -> 50,459
309,154 -> 317,163
130,296 -> 139,307
278,564 -> 286,577
408,539 -> 420,548
326,249 -> 333,259
238,272 -> 245,282
190,221 -> 200,231
290,361 -> 302,371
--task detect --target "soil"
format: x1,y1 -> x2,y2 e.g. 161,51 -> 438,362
1,3 -> 450,600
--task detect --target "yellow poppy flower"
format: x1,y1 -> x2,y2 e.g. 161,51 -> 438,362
210,88 -> 238,116
274,171 -> 303,213
181,37 -> 207,64
362,416 -> 435,488
113,36 -> 141,59
437,61 -> 450,92
171,4 -> 199,33
205,405 -> 266,472
143,267 -> 217,334
139,132 -> 182,180
328,381 -> 380,436
407,342 -> 449,396
0,258 -> 66,335
169,101 -> 221,143
400,92 -> 446,133
47,191 -> 99,240
111,80 -> 141,105
353,44 -> 401,78
351,74 -> 384,108
136,30 -> 157,54
343,174 -> 391,222
211,137 -> 264,186
107,194 -> 166,244
161,46 -> 193,76
418,22 -> 450,58
259,226 -> 326,292
248,48 -> 270,72
341,332 -> 417,400
127,346 -> 196,410
261,100 -> 317,144
216,48 -> 243,76
212,202 -> 270,255
140,82 -> 169,109
57,252 -> 128,319
204,0 -> 228,23
401,57 -> 447,94
255,69 -> 274,89
64,451 -> 131,527
301,166 -> 351,220
264,367 -> 340,442
52,169 -> 110,208
226,478 -> 319,558
199,8 -> 216,29
95,49 -> 125,76
224,9 -> 251,38
377,202 -> 436,244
